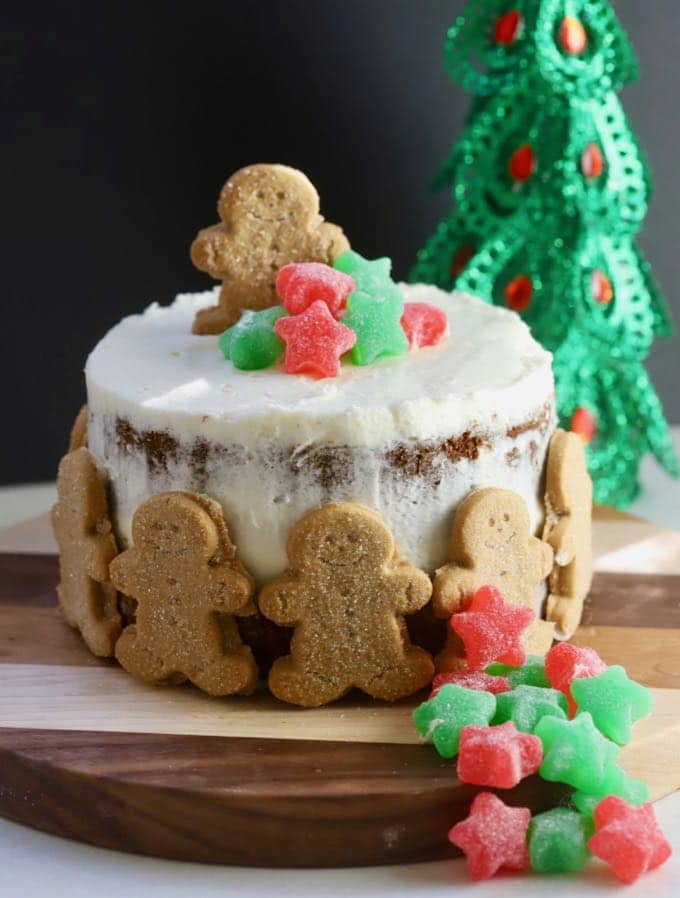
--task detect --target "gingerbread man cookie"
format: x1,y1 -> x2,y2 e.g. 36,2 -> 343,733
51,447 -> 121,656
433,488 -> 555,671
109,492 -> 258,696
68,404 -> 88,452
542,429 -> 593,639
258,502 -> 434,707
190,164 -> 350,334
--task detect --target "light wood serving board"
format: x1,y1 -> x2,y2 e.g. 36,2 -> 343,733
0,508 -> 679,867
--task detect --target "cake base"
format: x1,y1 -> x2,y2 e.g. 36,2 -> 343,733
1,540 -> 679,867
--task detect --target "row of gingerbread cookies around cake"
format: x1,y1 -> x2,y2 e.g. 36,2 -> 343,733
52,412 -> 592,707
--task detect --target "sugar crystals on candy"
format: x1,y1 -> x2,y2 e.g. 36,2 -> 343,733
535,711 -> 619,794
218,306 -> 286,370
588,796 -> 672,883
450,585 -> 535,672
493,684 -> 568,733
275,300 -> 356,378
448,792 -> 531,880
571,665 -> 653,745
457,721 -> 542,788
412,683 -> 496,759
276,262 -> 355,317
528,807 -> 593,873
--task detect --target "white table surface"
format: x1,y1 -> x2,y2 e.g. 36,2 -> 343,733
1,430 -> 680,897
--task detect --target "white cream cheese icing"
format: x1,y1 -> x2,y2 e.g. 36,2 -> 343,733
85,284 -> 556,581
86,284 -> 553,449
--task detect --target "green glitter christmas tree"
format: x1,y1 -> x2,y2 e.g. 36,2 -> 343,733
412,0 -> 678,507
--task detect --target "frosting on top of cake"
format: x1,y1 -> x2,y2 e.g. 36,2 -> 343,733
86,283 -> 553,447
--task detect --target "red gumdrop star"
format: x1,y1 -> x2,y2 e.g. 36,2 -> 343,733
430,669 -> 510,698
449,792 -> 531,880
588,797 -> 672,884
275,300 -> 356,379
400,302 -> 450,350
276,262 -> 355,317
457,721 -> 543,789
450,585 -> 535,671
545,642 -> 607,716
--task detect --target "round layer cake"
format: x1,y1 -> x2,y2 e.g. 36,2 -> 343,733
86,282 -> 555,582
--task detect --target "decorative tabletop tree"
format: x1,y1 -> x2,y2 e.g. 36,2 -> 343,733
412,0 -> 677,507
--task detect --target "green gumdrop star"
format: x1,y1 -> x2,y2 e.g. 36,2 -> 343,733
487,655 -> 551,689
571,763 -> 651,818
528,807 -> 594,874
535,712 -> 620,794
218,306 -> 287,370
343,290 -> 408,366
493,685 -> 568,733
412,684 -> 496,759
333,250 -> 402,308
570,665 -> 653,746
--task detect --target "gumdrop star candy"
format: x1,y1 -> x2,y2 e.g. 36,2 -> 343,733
572,764 -> 650,818
571,665 -> 653,745
545,642 -> 607,716
588,797 -> 672,884
218,306 -> 286,370
487,655 -> 551,689
528,807 -> 593,873
401,302 -> 449,350
457,721 -> 543,788
449,792 -> 531,881
274,300 -> 356,378
431,669 -> 510,698
275,262 -> 355,317
342,290 -> 408,366
412,683 -> 496,759
535,711 -> 619,794
493,685 -> 568,733
333,250 -> 402,307
450,585 -> 535,672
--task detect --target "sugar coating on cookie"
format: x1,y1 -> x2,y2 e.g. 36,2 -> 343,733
259,502 -> 434,706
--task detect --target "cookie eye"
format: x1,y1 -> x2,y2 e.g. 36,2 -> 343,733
503,513 -> 510,522
489,517 -> 495,527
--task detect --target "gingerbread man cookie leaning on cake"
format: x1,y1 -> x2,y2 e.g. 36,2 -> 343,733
542,429 -> 593,639
259,502 -> 435,707
109,492 -> 258,696
51,447 -> 121,657
190,164 -> 350,334
433,488 -> 555,671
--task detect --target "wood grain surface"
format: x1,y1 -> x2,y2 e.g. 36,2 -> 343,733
0,510 -> 679,867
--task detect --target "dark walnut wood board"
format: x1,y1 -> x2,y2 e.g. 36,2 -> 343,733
0,509 -> 679,867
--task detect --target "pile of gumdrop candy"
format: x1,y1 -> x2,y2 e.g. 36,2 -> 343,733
412,586 -> 672,884
218,251 -> 449,377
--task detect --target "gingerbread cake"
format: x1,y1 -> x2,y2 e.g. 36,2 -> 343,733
52,163 -> 592,706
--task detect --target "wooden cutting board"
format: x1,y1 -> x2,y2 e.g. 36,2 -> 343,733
0,508 -> 679,867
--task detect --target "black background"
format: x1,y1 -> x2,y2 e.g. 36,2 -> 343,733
3,0 -> 679,484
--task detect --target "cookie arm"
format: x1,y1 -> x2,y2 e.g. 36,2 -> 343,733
544,516 -> 577,566
391,564 -> 432,614
108,551 -> 138,597
531,536 -> 555,580
258,578 -> 304,627
432,566 -> 478,618
207,568 -> 254,614
190,224 -> 232,277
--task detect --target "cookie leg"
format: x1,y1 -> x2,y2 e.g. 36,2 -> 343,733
359,646 -> 434,701
268,655 -> 349,707
79,615 -> 122,658
522,618 -> 555,656
191,648 -> 258,697
115,627 -> 171,683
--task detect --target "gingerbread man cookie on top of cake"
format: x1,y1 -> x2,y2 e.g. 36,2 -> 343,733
190,164 -> 350,334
